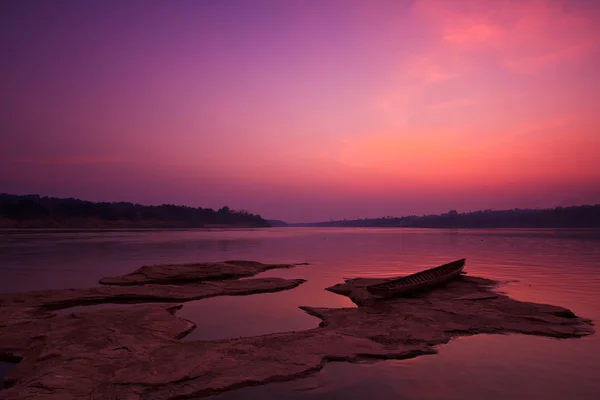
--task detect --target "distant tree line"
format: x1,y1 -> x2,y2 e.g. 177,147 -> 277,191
266,219 -> 288,227
0,193 -> 269,228
292,206 -> 600,228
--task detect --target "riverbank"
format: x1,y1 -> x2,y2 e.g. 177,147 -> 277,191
0,217 -> 267,229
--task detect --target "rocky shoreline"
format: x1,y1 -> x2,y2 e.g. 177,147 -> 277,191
0,261 -> 594,399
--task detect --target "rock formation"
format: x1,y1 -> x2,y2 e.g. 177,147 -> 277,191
0,262 -> 594,399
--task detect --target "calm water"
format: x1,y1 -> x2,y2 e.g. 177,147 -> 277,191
1,228 -> 599,399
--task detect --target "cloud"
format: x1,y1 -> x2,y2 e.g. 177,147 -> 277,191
443,22 -> 501,44
371,0 -> 600,140
504,39 -> 598,74
411,0 -> 600,74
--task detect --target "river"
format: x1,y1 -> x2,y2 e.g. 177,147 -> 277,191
1,228 -> 599,398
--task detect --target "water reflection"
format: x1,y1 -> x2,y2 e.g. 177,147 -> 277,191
1,228 -> 599,399
177,290 -> 321,341
212,334 -> 600,400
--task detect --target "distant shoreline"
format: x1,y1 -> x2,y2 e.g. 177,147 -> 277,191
3,226 -> 600,234
0,193 -> 270,228
0,218 -> 265,230
288,204 -> 600,229
0,227 -> 266,233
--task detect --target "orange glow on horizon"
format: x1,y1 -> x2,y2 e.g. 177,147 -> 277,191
2,0 -> 600,221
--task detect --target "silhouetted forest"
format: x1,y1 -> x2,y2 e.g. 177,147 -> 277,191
0,194 -> 269,228
292,206 -> 600,228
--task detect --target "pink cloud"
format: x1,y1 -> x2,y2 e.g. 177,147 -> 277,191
504,39 -> 599,74
443,23 -> 501,44
4,0 -> 600,220
412,0 -> 600,73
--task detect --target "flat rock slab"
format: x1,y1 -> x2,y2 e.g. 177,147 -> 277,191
100,260 -> 297,285
0,265 -> 595,399
0,278 -> 306,315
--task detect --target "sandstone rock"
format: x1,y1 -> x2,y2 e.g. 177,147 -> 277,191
99,260 -> 296,285
0,263 -> 594,399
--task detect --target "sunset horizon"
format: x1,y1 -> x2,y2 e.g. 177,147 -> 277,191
3,0 -> 600,222
2,2 -> 600,396
2,190 -> 600,225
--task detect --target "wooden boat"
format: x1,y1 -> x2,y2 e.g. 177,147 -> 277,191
366,258 -> 466,298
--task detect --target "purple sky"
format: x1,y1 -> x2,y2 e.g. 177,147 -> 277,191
2,0 -> 600,222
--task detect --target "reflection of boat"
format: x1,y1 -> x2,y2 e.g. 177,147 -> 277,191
366,259 -> 466,298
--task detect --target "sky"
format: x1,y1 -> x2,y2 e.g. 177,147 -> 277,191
1,0 -> 600,222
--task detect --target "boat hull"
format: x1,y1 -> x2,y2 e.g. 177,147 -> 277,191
366,258 -> 466,298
